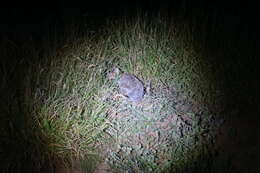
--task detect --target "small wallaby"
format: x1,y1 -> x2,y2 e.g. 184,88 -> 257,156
108,67 -> 145,103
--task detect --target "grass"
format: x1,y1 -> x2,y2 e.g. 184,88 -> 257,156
1,12 -> 258,173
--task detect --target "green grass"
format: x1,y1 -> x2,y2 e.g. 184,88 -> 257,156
1,13 -> 257,173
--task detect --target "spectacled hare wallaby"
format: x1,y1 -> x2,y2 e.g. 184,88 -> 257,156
107,67 -> 145,103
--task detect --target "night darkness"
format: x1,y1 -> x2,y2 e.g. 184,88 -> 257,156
0,1 -> 259,173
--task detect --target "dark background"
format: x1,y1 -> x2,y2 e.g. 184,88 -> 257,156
0,1 -> 259,172
1,1 -> 258,36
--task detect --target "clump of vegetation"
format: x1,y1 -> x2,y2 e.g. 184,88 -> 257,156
1,14 -> 232,173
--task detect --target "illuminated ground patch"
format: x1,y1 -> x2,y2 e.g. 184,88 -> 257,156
93,77 -> 223,172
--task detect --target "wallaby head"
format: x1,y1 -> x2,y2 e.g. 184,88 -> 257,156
107,67 -> 121,80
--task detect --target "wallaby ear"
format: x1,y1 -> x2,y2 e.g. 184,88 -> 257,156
112,67 -> 121,74
107,67 -> 121,80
